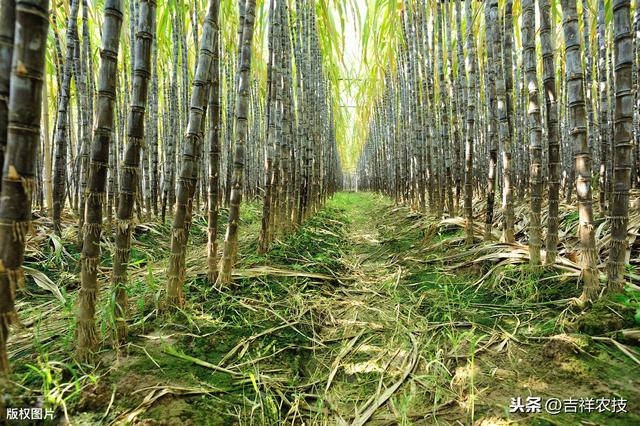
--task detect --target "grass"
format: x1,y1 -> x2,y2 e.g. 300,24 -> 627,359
6,192 -> 640,425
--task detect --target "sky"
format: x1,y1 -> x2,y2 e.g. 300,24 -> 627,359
336,0 -> 368,171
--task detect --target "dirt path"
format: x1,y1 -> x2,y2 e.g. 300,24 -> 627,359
311,194 -> 423,424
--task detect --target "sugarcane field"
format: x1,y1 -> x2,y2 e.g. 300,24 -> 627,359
1,0 -> 640,424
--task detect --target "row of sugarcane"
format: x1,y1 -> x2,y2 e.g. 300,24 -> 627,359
40,2 -> 270,236
0,0 -> 342,372
355,0 -> 637,303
